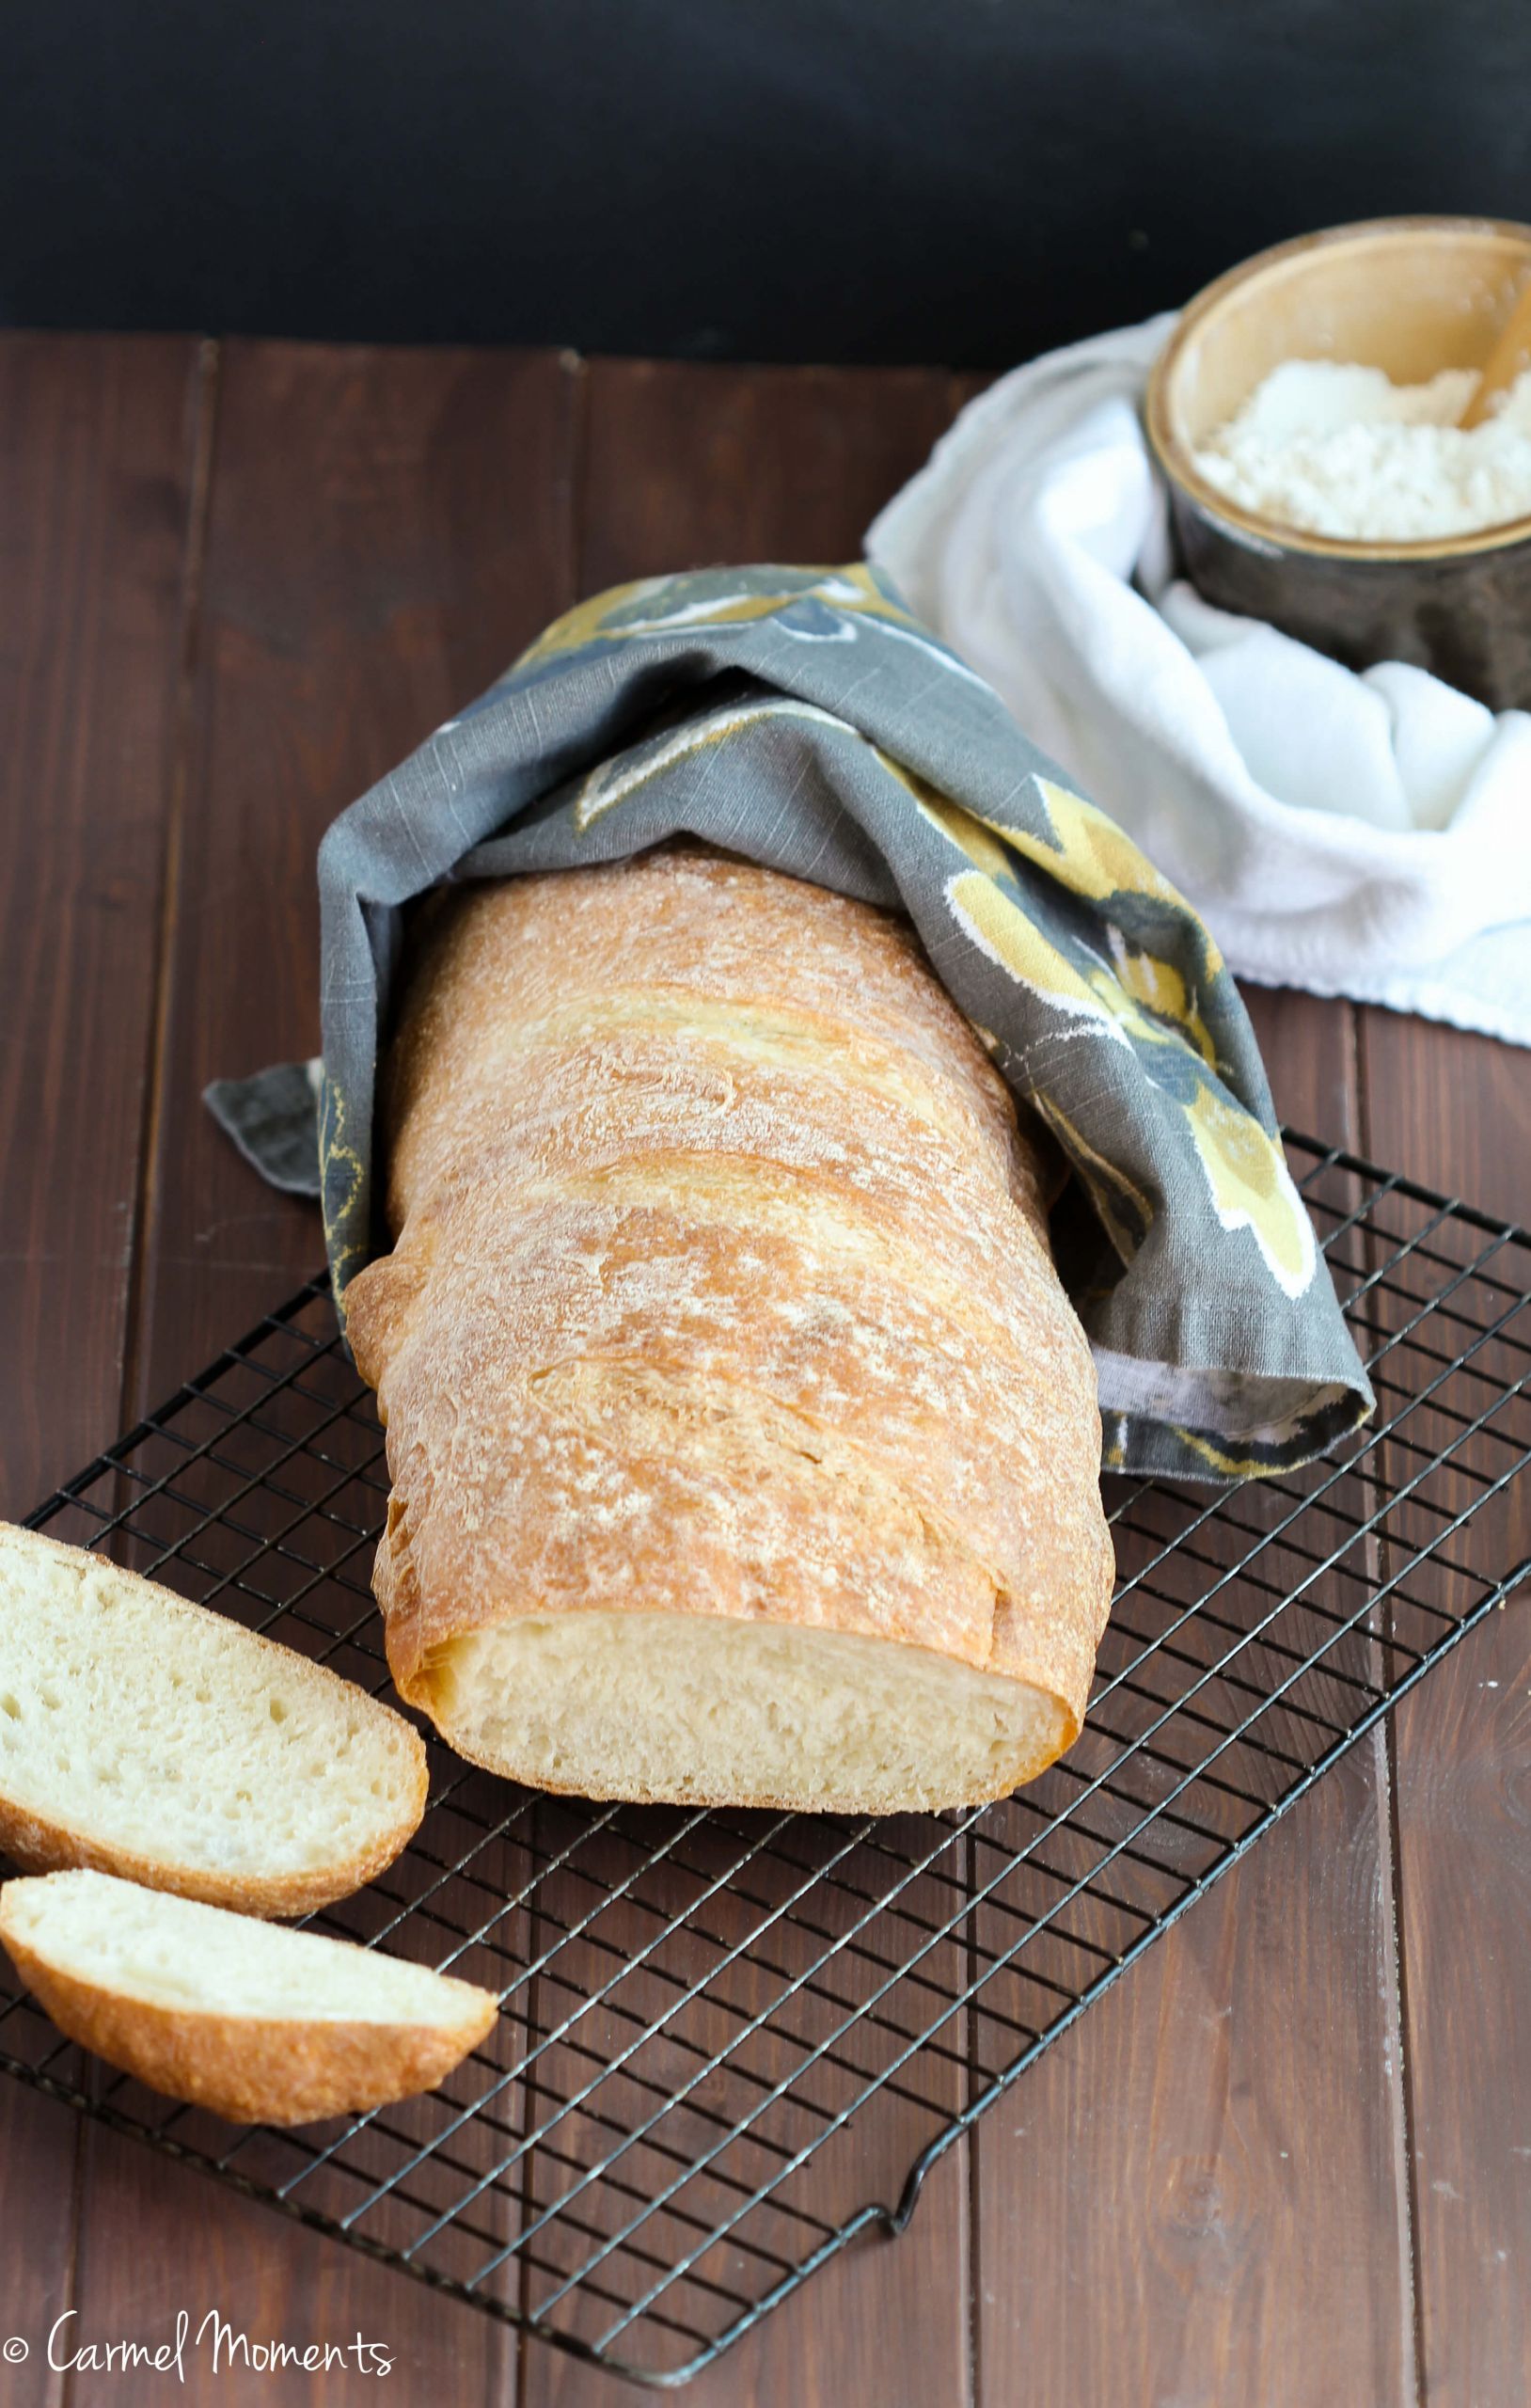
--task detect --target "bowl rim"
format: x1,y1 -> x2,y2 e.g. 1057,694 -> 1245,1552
1144,214 -> 1531,562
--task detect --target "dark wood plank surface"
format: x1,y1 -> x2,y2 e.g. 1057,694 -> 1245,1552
0,330 -> 206,2408
0,332 -> 1524,2407
576,358 -> 957,588
1358,1014 -> 1531,2408
131,338 -> 580,1389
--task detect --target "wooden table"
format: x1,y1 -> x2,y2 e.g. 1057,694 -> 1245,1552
1,333 -> 1526,2408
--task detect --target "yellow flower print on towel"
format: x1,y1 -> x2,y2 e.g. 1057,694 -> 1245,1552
1025,778 -> 1215,938
907,784 -> 1211,1051
945,861 -> 1223,1071
944,866 -> 1315,1300
926,782 -> 1222,1056
1183,1084 -> 1315,1298
946,865 -> 1131,1044
516,562 -> 935,671
319,1080 -> 368,1291
574,698 -> 851,831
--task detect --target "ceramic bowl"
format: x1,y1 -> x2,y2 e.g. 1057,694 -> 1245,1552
1144,215 -> 1531,708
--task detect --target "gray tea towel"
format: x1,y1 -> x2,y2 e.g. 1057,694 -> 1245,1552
207,563 -> 1372,1481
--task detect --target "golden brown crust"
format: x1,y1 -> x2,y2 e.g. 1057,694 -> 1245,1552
382,847 -> 1038,1223
0,1791 -> 428,1922
414,1747 -> 1057,1818
0,1930 -> 497,2126
349,849 -> 1114,1802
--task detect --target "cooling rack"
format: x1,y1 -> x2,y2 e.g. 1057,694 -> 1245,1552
2,1131 -> 1527,2387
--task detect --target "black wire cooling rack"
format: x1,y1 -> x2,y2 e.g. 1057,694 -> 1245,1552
3,1131 -> 1528,2386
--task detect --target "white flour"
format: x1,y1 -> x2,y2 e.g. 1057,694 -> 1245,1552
1190,358 -> 1531,541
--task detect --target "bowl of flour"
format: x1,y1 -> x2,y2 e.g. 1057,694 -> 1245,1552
1145,215 -> 1531,707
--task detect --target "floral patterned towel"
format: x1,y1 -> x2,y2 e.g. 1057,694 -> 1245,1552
207,564 -> 1372,1481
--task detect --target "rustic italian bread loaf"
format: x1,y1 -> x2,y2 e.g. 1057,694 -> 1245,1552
344,848 -> 1115,1813
0,1870 -> 497,2124
0,1523 -> 427,1912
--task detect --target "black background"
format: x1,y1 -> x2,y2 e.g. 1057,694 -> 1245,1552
6,0 -> 1529,364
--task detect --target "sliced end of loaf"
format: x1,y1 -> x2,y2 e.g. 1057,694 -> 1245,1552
0,1870 -> 497,2126
409,1612 -> 1074,1814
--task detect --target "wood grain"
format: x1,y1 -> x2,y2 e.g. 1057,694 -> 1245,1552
0,330 -> 206,2408
1359,1008 -> 1531,2408
66,340 -> 579,2408
974,990 -> 1415,2408
577,357 -> 957,590
132,339 -> 580,1392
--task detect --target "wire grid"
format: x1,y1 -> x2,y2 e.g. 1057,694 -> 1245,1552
2,1132 -> 1527,2386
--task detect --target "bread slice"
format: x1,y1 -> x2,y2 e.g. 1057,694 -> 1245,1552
0,1523 -> 427,1914
0,1870 -> 497,2124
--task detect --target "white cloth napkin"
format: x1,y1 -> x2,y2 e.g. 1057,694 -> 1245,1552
867,316 -> 1531,1045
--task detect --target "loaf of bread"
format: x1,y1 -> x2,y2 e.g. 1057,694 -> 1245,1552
0,1523 -> 427,1912
0,1870 -> 497,2124
345,848 -> 1114,1813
